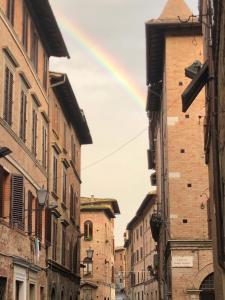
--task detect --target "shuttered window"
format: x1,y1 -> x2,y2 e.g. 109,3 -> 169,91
4,66 -> 13,126
35,199 -> 42,241
52,219 -> 57,261
45,208 -> 52,246
7,0 -> 14,25
43,53 -> 48,91
71,136 -> 75,165
42,126 -> 47,169
30,25 -> 38,72
11,175 -> 24,230
32,108 -> 37,156
0,166 -> 4,218
22,4 -> 28,50
27,191 -> 33,235
53,153 -> 58,194
63,123 -> 67,151
70,185 -> 74,219
19,90 -> 27,142
61,224 -> 66,265
62,166 -> 67,205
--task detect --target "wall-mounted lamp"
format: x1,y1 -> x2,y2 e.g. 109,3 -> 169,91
37,187 -> 48,207
86,247 -> 94,259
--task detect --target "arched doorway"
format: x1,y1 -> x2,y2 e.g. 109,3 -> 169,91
200,273 -> 215,300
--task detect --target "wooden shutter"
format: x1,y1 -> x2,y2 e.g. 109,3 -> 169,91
11,175 -> 24,230
45,208 -> 52,246
3,67 -> 9,122
70,186 -> 74,220
8,71 -> 13,125
61,225 -> 66,265
7,0 -> 15,25
42,126 -> 47,168
20,90 -> 27,141
52,219 -> 57,260
22,4 -> 28,50
4,67 -> 13,125
27,191 -> 33,235
0,166 -> 4,217
35,199 -> 42,240
32,109 -> 37,156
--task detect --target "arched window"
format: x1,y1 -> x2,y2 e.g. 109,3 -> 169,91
200,273 -> 215,300
61,289 -> 64,300
84,221 -> 93,240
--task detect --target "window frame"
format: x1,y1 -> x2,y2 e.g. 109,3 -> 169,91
84,220 -> 93,241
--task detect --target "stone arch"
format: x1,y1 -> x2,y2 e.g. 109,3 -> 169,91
190,263 -> 214,290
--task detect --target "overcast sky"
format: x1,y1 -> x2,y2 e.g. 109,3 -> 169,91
50,0 -> 198,246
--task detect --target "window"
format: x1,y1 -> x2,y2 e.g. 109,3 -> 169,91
31,107 -> 38,156
61,224 -> 66,265
27,191 -> 33,235
52,218 -> 57,261
22,4 -> 28,50
19,86 -> 27,142
7,0 -> 14,25
83,288 -> 92,300
140,247 -> 143,260
16,280 -> 24,300
136,250 -> 139,262
42,126 -> 47,169
62,165 -> 67,205
3,66 -> 13,126
43,53 -> 48,90
71,135 -> 76,165
83,258 -> 93,276
0,166 -> 9,218
70,185 -> 74,220
84,221 -> 93,241
0,277 -> 7,300
40,287 -> 44,299
63,123 -> 67,151
112,266 -> 114,283
140,225 -> 143,237
53,152 -> 58,194
53,103 -> 60,136
136,228 -> 139,240
11,175 -> 24,230
29,283 -> 35,300
35,199 -> 42,240
73,241 -> 79,273
30,25 -> 38,72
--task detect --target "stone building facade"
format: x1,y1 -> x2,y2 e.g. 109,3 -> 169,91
0,0 -> 68,299
145,0 -> 214,299
46,73 -> 92,299
80,196 -> 120,300
0,1 -> 92,299
125,193 -> 158,300
115,247 -> 126,300
183,0 -> 225,298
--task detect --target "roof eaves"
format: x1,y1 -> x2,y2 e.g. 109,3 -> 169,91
50,72 -> 92,145
26,0 -> 70,58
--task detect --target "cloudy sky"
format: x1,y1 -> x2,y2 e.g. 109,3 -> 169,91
50,0 -> 198,245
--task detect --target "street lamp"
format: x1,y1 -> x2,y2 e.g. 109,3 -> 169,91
0,147 -> 12,158
37,187 -> 48,207
86,247 -> 94,259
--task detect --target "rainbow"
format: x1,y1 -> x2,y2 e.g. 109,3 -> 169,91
53,9 -> 146,109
